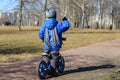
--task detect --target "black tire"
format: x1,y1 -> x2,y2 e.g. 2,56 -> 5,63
47,67 -> 55,75
56,56 -> 65,73
36,60 -> 47,79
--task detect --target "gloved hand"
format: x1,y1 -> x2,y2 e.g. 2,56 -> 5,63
62,16 -> 68,21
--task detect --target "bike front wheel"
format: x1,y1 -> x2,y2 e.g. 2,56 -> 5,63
37,61 -> 47,79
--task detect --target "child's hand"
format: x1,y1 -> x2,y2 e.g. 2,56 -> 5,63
62,16 -> 68,21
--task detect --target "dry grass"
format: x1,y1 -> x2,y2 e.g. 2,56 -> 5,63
62,28 -> 120,50
0,26 -> 42,62
102,72 -> 120,80
0,26 -> 120,62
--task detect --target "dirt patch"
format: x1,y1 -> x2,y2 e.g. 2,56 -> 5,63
0,39 -> 120,80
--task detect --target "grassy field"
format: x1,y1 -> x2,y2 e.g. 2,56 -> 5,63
0,26 -> 120,62
103,72 -> 120,80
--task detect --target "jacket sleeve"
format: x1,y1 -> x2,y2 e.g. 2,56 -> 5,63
39,24 -> 45,40
59,20 -> 70,32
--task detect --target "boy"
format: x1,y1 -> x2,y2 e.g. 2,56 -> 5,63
39,8 -> 70,69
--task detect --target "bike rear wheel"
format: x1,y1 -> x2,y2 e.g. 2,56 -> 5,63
56,56 -> 65,74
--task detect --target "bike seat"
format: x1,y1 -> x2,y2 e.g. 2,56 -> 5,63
42,53 -> 48,56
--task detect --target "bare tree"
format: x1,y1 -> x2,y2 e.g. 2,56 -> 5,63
73,0 -> 93,28
14,0 -> 120,30
110,0 -> 120,29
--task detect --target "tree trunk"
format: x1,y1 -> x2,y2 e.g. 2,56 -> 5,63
85,13 -> 89,28
42,0 -> 47,22
110,0 -> 114,30
81,7 -> 85,28
18,0 -> 23,31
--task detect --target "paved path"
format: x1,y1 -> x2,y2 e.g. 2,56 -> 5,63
0,39 -> 120,80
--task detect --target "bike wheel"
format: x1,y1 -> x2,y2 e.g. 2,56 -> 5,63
37,61 -> 47,79
57,56 -> 65,73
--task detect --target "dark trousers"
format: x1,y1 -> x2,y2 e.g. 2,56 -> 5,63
44,50 -> 59,69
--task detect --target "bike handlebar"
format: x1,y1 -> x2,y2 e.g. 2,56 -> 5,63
62,37 -> 66,41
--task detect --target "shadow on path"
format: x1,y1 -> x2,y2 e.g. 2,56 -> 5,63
44,64 -> 115,79
64,64 -> 115,75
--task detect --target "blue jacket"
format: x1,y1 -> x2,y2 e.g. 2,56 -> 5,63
39,19 -> 70,51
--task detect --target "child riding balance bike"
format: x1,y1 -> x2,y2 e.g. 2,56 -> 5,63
37,8 -> 70,79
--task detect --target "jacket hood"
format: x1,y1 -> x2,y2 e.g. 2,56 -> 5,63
44,19 -> 58,30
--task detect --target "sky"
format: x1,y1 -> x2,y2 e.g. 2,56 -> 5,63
0,0 -> 18,12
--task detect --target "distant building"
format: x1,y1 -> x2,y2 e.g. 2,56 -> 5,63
8,10 -> 18,25
0,10 -> 40,26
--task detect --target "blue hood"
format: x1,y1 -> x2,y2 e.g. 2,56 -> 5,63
44,19 -> 58,30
